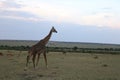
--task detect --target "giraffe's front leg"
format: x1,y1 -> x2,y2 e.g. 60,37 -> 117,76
32,54 -> 36,69
36,53 -> 41,67
43,50 -> 48,69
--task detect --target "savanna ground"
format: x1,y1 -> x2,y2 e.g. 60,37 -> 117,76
0,50 -> 120,80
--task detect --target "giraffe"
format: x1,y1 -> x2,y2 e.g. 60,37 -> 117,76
26,27 -> 57,69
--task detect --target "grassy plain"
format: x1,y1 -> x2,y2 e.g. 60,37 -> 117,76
0,50 -> 120,80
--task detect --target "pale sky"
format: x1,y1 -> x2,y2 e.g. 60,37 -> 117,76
0,0 -> 120,44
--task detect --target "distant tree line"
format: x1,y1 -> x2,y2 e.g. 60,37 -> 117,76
47,46 -> 120,54
0,45 -> 120,54
0,45 -> 30,51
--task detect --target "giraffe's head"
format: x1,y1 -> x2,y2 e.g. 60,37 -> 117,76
51,26 -> 57,33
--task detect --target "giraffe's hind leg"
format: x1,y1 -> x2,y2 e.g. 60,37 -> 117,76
24,54 -> 32,71
26,53 -> 32,67
26,55 -> 30,67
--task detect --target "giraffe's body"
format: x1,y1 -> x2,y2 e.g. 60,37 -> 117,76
26,27 -> 57,69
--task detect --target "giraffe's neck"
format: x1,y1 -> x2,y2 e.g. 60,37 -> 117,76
36,29 -> 52,46
43,29 -> 52,43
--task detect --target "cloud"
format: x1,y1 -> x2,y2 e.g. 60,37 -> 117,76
22,3 -> 72,21
21,2 -> 119,28
0,10 -> 42,21
0,0 -> 22,8
70,12 -> 120,28
0,0 -> 42,21
0,0 -> 120,28
0,9 -> 42,21
102,7 -> 112,10
0,0 -> 70,22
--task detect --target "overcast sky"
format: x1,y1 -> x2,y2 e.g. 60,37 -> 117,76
0,0 -> 120,44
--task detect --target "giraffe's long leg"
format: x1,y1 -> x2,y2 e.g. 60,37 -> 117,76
36,53 -> 41,66
43,50 -> 47,68
32,54 -> 36,69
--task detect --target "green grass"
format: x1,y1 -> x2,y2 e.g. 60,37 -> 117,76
0,50 -> 120,80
